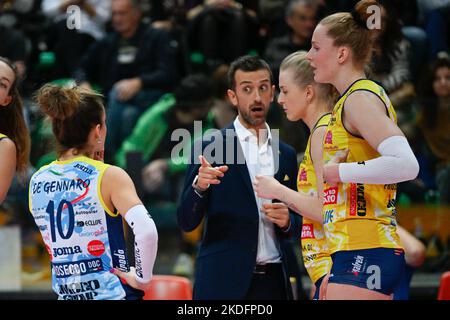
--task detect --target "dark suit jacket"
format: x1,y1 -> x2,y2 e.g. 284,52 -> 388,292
177,123 -> 301,300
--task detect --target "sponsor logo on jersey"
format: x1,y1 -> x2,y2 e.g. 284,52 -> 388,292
303,253 -> 317,263
301,224 -> 315,239
135,247 -> 143,278
74,163 -> 94,175
298,168 -> 307,182
387,198 -> 397,216
351,255 -> 365,276
53,245 -> 82,258
323,209 -> 334,224
59,279 -> 100,300
329,116 -> 336,126
324,131 -> 333,145
384,184 -> 396,190
112,249 -> 129,272
87,240 -> 105,256
75,209 -> 98,216
53,258 -> 103,278
349,183 -> 366,216
79,226 -> 107,238
324,187 -> 338,205
76,219 -> 102,227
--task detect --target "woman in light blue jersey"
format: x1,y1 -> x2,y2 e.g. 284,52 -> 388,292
30,84 -> 158,300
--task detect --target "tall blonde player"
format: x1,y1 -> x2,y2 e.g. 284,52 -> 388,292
306,0 -> 419,299
254,51 -> 337,299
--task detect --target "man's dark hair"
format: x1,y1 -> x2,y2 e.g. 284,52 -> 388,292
227,55 -> 273,90
174,73 -> 214,112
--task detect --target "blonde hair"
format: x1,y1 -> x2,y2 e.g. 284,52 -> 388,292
280,51 -> 338,108
319,0 -> 379,68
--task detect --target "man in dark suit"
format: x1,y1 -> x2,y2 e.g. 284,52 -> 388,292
177,55 -> 302,300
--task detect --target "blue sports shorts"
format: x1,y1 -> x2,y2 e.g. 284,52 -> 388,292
313,275 -> 326,300
328,248 -> 405,295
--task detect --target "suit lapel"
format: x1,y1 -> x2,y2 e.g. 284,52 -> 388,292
224,125 -> 256,199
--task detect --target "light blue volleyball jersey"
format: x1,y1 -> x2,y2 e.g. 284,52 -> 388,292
29,156 -> 139,300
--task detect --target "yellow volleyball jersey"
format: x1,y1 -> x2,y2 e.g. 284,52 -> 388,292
298,113 -> 332,284
0,133 -> 7,140
322,79 -> 402,254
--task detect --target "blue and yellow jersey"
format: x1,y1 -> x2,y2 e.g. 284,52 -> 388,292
29,156 -> 141,300
298,113 -> 332,284
322,79 -> 402,254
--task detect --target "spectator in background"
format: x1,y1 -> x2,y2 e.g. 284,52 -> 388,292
264,0 -> 319,158
417,54 -> 450,204
74,0 -> 178,162
186,0 -> 259,70
210,64 -> 238,128
258,0 -> 289,39
115,74 -> 216,278
369,0 -> 416,134
417,0 -> 450,60
264,0 -> 319,84
115,74 -> 215,202
42,0 -> 111,79
0,22 -> 28,81
389,0 -> 428,83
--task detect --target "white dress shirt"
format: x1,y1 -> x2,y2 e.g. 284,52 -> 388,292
234,116 -> 281,264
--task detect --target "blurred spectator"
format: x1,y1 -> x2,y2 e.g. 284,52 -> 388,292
115,74 -> 216,201
42,0 -> 111,78
369,1 -> 416,131
417,54 -> 450,204
147,1 -> 192,78
186,0 -> 259,70
263,0 -> 318,158
0,6 -> 28,81
387,0 -> 428,83
210,64 -> 238,128
417,0 -> 450,60
115,74 -> 216,278
258,0 -> 289,39
263,0 -> 319,84
321,0 -> 357,15
74,0 -> 178,162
